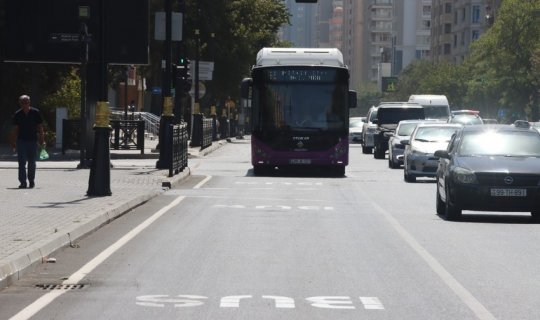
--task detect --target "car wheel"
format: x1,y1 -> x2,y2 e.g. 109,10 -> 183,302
374,147 -> 385,159
436,184 -> 445,215
389,158 -> 399,169
444,183 -> 462,221
404,169 -> 416,182
362,146 -> 372,154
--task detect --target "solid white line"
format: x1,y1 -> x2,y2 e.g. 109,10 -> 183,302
370,202 -> 496,320
193,175 -> 212,189
10,195 -> 186,320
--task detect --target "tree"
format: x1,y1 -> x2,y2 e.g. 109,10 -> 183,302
466,0 -> 540,120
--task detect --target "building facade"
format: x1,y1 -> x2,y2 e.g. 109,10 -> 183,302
431,0 -> 502,64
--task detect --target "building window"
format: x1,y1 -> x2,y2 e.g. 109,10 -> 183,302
472,5 -> 481,23
472,30 -> 480,41
454,34 -> 457,48
444,23 -> 451,34
423,5 -> 431,16
445,3 -> 452,14
422,20 -> 431,29
462,8 -> 466,22
444,43 -> 451,54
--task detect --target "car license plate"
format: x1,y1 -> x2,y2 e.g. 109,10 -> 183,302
490,188 -> 527,197
289,159 -> 311,164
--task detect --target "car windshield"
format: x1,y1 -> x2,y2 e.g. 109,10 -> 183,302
414,127 -> 459,142
449,115 -> 483,125
458,130 -> 540,156
397,123 -> 418,136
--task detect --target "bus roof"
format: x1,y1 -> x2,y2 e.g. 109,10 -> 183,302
255,48 -> 345,67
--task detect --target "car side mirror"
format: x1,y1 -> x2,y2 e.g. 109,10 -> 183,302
434,150 -> 450,159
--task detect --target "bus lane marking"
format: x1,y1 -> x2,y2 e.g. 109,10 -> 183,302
135,295 -> 384,310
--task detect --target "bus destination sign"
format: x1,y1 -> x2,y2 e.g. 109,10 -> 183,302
264,69 -> 337,82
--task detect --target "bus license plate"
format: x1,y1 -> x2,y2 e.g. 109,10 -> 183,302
290,159 -> 311,165
490,188 -> 526,197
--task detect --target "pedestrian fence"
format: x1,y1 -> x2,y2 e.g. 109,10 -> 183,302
110,120 -> 145,154
168,122 -> 189,177
190,113 -> 213,150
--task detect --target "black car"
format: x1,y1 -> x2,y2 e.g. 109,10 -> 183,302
435,124 -> 540,220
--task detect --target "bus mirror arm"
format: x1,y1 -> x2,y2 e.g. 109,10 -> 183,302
348,90 -> 357,108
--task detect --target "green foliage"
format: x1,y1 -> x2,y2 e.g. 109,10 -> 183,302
385,60 -> 467,108
354,82 -> 381,116
466,0 -> 540,119
41,68 -> 81,119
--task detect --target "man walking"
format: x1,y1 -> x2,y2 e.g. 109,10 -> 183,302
10,95 -> 45,189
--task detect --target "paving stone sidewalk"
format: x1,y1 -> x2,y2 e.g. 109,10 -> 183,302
0,139 -> 227,289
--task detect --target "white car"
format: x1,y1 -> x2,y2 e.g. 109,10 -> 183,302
349,117 -> 366,143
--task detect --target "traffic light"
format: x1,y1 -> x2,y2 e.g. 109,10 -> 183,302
174,58 -> 192,94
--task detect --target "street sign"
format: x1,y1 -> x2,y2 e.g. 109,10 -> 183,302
190,61 -> 214,80
49,33 -> 81,43
382,76 -> 398,92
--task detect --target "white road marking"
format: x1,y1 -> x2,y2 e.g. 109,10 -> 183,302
10,195 -> 186,320
370,202 -> 496,320
359,297 -> 384,310
193,175 -> 212,189
220,295 -> 252,308
135,295 -> 383,310
262,295 -> 295,308
306,296 -> 355,309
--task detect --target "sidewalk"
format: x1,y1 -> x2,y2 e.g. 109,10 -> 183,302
0,138 -> 228,289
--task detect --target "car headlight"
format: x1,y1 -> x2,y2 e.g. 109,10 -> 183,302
451,167 -> 477,184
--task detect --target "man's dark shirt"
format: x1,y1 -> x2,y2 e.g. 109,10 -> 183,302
13,107 -> 43,141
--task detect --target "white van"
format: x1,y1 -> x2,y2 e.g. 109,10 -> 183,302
408,95 -> 450,121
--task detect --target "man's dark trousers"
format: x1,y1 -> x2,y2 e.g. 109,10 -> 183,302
17,139 -> 37,185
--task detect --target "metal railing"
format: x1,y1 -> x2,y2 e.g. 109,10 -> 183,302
169,122 -> 189,177
110,120 -> 145,154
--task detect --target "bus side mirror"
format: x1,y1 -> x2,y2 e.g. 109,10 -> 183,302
348,90 -> 357,108
241,78 -> 252,99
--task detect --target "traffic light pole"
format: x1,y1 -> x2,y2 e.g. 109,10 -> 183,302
156,0 -> 174,169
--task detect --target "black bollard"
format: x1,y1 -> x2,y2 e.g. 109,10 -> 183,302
157,96 -> 175,169
87,101 -> 112,196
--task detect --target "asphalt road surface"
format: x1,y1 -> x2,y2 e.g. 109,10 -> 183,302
2,138 -> 540,320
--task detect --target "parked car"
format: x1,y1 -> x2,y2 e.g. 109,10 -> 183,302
448,114 -> 484,125
388,120 -> 428,168
349,117 -> 366,143
402,123 -> 462,182
434,124 -> 540,221
362,107 -> 378,154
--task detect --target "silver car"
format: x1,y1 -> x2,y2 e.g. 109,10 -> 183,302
403,123 -> 462,182
388,120 -> 427,168
361,106 -> 378,154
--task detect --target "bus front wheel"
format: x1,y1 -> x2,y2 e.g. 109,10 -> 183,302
253,165 -> 272,176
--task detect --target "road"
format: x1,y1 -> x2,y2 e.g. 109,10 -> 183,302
2,138 -> 540,320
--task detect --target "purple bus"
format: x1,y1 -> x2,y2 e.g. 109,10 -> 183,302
241,48 -> 357,176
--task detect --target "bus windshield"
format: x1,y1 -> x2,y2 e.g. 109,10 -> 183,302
252,68 -> 349,131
